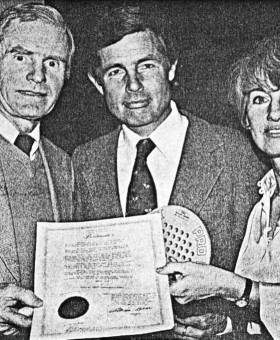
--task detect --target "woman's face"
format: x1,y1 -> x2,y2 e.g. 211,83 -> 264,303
246,87 -> 280,157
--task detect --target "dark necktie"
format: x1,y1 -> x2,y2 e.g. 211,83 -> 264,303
126,138 -> 157,216
14,134 -> 34,156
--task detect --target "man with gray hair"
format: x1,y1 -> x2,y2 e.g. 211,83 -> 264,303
0,3 -> 74,338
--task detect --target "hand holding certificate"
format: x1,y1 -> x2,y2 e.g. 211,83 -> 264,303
30,214 -> 174,340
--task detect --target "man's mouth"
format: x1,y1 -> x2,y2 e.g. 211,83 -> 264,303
18,90 -> 47,97
124,100 -> 150,109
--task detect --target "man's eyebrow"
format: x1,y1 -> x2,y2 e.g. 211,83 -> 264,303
102,56 -> 160,73
103,63 -> 124,74
45,55 -> 67,63
7,45 -> 33,55
137,56 -> 160,64
6,46 -> 67,63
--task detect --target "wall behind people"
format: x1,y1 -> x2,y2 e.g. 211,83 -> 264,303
43,0 -> 280,155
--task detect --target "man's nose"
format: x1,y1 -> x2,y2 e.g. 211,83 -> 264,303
26,61 -> 46,83
126,71 -> 143,93
268,99 -> 280,121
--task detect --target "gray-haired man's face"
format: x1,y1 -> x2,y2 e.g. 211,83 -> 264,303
0,19 -> 69,124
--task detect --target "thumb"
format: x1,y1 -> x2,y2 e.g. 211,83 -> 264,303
18,306 -> 35,317
20,290 -> 43,308
7,285 -> 43,308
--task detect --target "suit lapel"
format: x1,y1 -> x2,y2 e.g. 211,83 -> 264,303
170,114 -> 224,213
0,136 -> 22,284
40,137 -> 72,221
97,129 -> 123,218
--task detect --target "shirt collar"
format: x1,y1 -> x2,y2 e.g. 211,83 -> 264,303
0,112 -> 40,159
149,100 -> 187,159
0,112 -> 19,144
122,123 -> 142,149
257,169 -> 277,197
121,100 -> 188,159
28,123 -> 40,144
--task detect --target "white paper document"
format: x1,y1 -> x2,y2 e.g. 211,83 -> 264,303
31,214 -> 174,340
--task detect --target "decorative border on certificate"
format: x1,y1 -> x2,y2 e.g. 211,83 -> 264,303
31,214 -> 174,340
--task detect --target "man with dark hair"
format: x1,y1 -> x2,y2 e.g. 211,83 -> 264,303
0,3 -> 74,339
73,5 -> 267,339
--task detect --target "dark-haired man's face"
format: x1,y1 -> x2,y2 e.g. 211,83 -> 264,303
93,31 -> 177,136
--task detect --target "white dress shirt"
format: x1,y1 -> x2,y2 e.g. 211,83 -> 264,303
0,113 -> 40,161
235,169 -> 280,338
117,100 -> 188,215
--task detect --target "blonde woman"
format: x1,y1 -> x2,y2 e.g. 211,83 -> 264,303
158,36 -> 280,339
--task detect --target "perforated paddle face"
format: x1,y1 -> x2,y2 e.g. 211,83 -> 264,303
152,206 -> 211,264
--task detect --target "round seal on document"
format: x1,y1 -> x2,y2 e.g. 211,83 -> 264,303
58,296 -> 89,319
152,205 -> 211,264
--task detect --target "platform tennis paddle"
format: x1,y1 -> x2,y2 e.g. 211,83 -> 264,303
152,205 -> 211,264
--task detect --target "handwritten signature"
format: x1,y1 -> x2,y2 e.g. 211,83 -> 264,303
108,306 -> 152,313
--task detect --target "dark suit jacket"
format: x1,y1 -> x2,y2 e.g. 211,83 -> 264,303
73,112 -> 269,339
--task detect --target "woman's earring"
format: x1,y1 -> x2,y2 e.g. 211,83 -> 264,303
246,124 -> 251,130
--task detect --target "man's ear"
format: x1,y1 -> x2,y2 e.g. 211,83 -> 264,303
168,60 -> 178,82
88,72 -> 104,95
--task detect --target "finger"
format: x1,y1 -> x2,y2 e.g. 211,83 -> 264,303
175,315 -> 211,328
174,323 -> 189,337
1,309 -> 32,328
8,327 -> 20,336
174,335 -> 197,340
0,323 -> 11,333
0,323 -> 19,336
156,262 -> 186,275
4,285 -> 43,308
176,313 -> 227,332
168,257 -> 184,280
183,326 -> 204,338
175,323 -> 204,339
174,296 -> 190,304
3,327 -> 19,336
169,277 -> 193,299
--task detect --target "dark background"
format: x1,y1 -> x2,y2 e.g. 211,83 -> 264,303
42,0 -> 280,155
